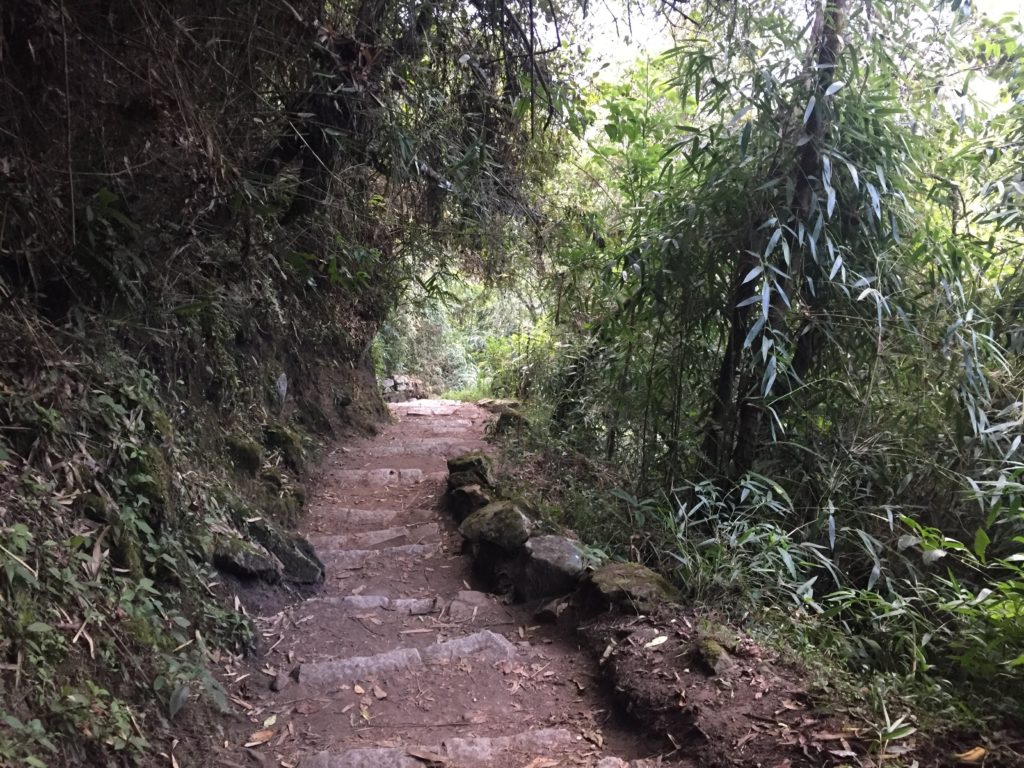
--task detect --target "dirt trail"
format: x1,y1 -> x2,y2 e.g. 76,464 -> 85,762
231,399 -> 681,768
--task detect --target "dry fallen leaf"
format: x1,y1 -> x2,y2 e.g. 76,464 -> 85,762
522,759 -> 560,768
373,684 -> 388,700
243,728 -> 274,747
407,746 -> 449,765
644,635 -> 668,649
262,714 -> 277,728
582,729 -> 604,748
956,747 -> 988,764
353,684 -> 365,695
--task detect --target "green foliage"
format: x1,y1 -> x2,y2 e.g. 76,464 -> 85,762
0,348 -> 255,764
461,0 -> 1024,726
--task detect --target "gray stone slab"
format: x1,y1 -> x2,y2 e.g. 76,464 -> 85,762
298,630 -> 517,688
309,522 -> 440,551
318,543 -> 437,570
298,646 -> 423,687
298,748 -> 420,768
420,629 -> 516,664
444,728 -> 574,761
298,729 -> 575,768
311,507 -> 400,526
328,468 -> 432,486
310,595 -> 438,615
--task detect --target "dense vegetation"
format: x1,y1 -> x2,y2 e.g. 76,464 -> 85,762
3,0 -> 1024,762
0,0 -> 578,763
381,0 -> 1024,738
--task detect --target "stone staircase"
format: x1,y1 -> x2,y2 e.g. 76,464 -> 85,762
235,399 -> 672,768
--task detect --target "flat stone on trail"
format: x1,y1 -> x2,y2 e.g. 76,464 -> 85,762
448,589 -> 494,622
309,595 -> 438,615
317,543 -> 437,570
298,728 -> 575,768
309,506 -> 401,526
308,522 -> 439,550
329,468 -> 442,486
298,630 -> 516,687
299,645 -> 423,687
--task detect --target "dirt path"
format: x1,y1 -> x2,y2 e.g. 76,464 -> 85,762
229,399 -> 680,768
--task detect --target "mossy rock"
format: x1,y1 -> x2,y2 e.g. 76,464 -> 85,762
111,523 -> 145,579
585,562 -> 681,613
149,409 -> 174,439
459,500 -> 533,552
262,423 -> 304,471
447,452 -> 494,491
122,615 -> 173,651
494,409 -> 529,434
226,435 -> 263,476
246,517 -> 323,584
212,534 -> 282,584
447,451 -> 492,477
695,634 -> 735,675
263,490 -> 303,528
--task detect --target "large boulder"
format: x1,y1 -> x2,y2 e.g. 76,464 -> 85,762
212,534 -> 282,583
583,562 -> 680,613
459,500 -> 533,552
517,535 -> 587,600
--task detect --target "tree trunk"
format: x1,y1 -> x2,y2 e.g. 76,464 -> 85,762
702,0 -> 847,478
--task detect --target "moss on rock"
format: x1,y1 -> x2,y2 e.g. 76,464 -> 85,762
226,435 -> 263,475
447,451 -> 494,491
586,562 -> 681,613
494,409 -> 529,434
459,500 -> 533,552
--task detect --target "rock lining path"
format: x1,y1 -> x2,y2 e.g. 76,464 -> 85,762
231,399 -> 681,768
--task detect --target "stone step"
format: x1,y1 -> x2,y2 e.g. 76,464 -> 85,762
309,522 -> 440,551
397,417 -> 478,428
354,437 -> 487,450
325,468 -> 447,486
355,442 -> 488,458
306,594 -> 438,615
307,506 -> 402,527
317,543 -> 438,570
297,629 -> 516,688
404,425 -> 482,436
297,728 -> 574,768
